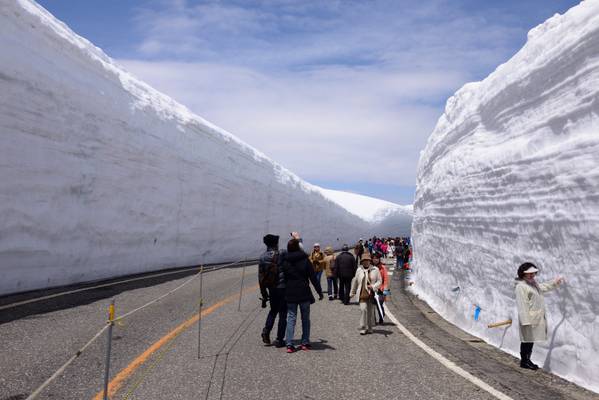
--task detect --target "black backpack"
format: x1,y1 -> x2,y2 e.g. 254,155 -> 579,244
259,251 -> 279,288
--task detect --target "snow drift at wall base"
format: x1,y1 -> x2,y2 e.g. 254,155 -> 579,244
412,1 -> 599,393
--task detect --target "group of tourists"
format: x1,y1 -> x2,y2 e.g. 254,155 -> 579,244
354,237 -> 411,270
258,231 -> 566,372
258,232 -> 398,353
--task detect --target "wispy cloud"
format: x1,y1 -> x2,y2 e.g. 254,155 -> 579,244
119,0 -> 541,192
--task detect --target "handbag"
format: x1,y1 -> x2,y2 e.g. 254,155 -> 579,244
366,270 -> 377,304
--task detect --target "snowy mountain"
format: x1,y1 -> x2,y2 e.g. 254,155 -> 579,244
0,0 -> 407,295
317,188 -> 412,235
412,1 -> 599,393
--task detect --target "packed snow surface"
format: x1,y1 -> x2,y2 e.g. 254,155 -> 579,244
0,0 -> 408,295
317,188 -> 412,233
412,1 -> 599,393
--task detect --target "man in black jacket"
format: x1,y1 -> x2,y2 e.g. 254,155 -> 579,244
336,244 -> 357,305
258,234 -> 287,348
281,233 -> 324,353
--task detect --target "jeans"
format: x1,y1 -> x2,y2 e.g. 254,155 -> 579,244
286,301 -> 310,346
315,271 -> 323,284
263,288 -> 287,341
326,277 -> 338,297
338,277 -> 353,304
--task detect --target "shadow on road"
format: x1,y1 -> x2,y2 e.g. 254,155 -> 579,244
309,339 -> 336,351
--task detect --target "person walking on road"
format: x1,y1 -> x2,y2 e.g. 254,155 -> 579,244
402,242 -> 411,269
336,244 -> 357,305
323,246 -> 338,300
372,252 -> 389,324
514,262 -> 565,370
354,239 -> 365,266
309,243 -> 325,285
350,253 -> 382,335
282,235 -> 324,353
258,234 -> 287,347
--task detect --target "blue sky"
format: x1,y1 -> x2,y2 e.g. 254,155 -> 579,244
38,0 -> 579,204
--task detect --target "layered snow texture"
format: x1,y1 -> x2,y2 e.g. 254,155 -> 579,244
412,1 -> 599,393
0,0 -> 410,296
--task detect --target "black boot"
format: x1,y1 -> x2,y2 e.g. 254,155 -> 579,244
527,348 -> 539,369
261,329 -> 270,345
520,353 -> 538,370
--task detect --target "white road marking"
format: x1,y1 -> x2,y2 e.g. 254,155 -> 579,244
384,305 -> 514,400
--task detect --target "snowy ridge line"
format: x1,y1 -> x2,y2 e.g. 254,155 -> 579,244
0,0 -> 409,296
412,1 -> 599,393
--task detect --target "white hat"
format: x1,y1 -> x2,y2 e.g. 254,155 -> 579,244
314,243 -> 320,247
523,266 -> 539,273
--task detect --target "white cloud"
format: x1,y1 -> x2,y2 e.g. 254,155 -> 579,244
120,0 -> 530,187
119,59 -> 462,184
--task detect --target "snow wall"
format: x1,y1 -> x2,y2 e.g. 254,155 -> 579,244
0,0 -> 411,296
412,2 -> 599,393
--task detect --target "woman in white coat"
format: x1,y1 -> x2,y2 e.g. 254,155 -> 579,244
514,262 -> 565,370
350,253 -> 382,335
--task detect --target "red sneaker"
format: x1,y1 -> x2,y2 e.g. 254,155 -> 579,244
299,343 -> 312,351
286,345 -> 297,353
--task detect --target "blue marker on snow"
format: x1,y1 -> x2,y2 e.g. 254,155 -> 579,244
474,306 -> 481,321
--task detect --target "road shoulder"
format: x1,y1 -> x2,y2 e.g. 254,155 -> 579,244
386,262 -> 598,400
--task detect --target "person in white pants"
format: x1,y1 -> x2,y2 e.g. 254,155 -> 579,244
350,253 -> 382,335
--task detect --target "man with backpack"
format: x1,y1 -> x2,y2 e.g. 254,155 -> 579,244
259,234 -> 287,347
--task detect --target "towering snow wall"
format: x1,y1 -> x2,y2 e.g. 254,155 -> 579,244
412,1 -> 599,393
0,0 -> 409,296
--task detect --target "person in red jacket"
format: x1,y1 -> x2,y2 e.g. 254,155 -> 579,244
372,252 -> 389,324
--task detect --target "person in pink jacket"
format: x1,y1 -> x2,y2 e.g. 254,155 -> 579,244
372,252 -> 389,324
381,241 -> 388,256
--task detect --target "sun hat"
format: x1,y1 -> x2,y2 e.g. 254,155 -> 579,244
523,266 -> 539,273
360,253 -> 372,263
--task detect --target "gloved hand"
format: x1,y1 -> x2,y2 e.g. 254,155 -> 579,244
261,297 -> 268,308
318,293 -> 324,301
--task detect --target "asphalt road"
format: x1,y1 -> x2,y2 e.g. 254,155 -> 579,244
1,259 -> 597,400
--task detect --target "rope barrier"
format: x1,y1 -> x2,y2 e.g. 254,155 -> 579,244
23,258 -> 250,400
25,323 -> 110,400
114,260 -> 243,322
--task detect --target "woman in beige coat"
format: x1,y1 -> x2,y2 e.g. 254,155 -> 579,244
323,246 -> 338,300
515,262 -> 564,370
350,253 -> 382,335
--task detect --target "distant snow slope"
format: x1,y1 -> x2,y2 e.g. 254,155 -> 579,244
412,1 -> 599,393
317,188 -> 412,235
0,0 -> 406,295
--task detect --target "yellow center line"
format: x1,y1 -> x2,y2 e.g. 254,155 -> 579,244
93,283 -> 259,400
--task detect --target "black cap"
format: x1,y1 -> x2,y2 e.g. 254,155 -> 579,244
342,244 -> 349,251
263,234 -> 279,247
